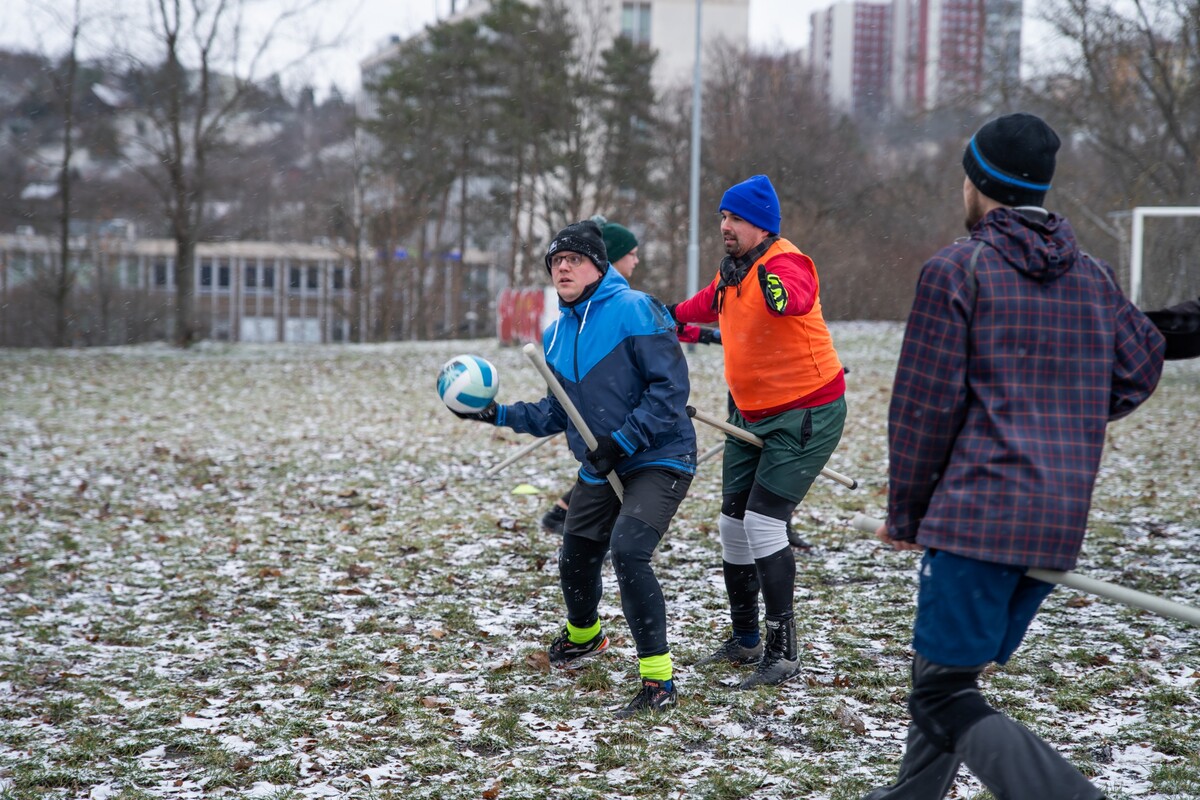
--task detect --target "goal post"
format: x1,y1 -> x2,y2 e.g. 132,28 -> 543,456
1129,206 -> 1200,308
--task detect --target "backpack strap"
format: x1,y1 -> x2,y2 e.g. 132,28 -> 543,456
963,240 -> 988,319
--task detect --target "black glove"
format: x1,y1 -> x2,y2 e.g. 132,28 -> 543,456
585,435 -> 626,477
452,400 -> 498,423
697,327 -> 722,346
663,303 -> 682,337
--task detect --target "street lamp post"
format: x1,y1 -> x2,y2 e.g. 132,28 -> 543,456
686,0 -> 702,299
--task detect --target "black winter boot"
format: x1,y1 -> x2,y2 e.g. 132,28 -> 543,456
739,616 -> 800,689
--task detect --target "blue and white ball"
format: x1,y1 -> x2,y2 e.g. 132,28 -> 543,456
437,354 -> 499,414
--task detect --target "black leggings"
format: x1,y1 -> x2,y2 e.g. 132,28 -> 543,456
559,516 -> 667,658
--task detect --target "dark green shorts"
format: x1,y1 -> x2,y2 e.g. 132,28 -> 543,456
722,396 -> 846,503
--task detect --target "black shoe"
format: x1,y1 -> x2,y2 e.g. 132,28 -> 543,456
547,628 -> 608,669
693,635 -> 763,667
541,504 -> 567,535
739,617 -> 800,689
614,679 -> 677,718
786,522 -> 811,550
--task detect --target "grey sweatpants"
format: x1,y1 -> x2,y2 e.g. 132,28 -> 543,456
863,658 -> 1103,800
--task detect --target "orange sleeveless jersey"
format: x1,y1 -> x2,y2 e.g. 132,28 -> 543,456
720,238 -> 843,414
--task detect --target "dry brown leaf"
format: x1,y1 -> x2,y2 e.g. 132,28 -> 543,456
430,628 -> 446,640
834,701 -> 867,735
482,779 -> 502,799
526,651 -> 551,672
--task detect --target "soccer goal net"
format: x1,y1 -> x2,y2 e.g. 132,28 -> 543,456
1128,207 -> 1200,310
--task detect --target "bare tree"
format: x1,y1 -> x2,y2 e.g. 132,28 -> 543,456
119,0 -> 337,347
1030,0 -> 1200,304
45,0 -> 86,347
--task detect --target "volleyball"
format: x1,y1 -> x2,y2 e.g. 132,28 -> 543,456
437,354 -> 499,414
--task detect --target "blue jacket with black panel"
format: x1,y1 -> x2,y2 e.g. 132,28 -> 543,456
496,267 -> 697,485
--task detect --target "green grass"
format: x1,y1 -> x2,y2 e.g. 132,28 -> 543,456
1,329 -> 1197,799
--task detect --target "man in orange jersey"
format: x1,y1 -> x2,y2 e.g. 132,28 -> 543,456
669,174 -> 846,689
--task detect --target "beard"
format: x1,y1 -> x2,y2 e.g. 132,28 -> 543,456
964,191 -> 987,232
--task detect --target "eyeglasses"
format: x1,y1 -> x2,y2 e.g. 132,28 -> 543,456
550,253 -> 586,269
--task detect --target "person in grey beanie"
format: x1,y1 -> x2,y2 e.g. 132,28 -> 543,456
865,112 -> 1164,800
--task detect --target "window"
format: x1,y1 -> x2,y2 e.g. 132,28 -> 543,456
154,260 -> 169,287
621,2 -> 652,45
289,266 -> 301,289
306,265 -> 319,290
200,261 -> 213,289
332,267 -> 345,290
217,261 -> 230,289
245,266 -> 257,289
262,264 -> 275,289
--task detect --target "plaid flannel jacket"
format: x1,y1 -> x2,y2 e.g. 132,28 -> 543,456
887,208 -> 1165,570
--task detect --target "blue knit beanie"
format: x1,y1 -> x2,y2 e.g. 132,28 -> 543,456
719,174 -> 781,235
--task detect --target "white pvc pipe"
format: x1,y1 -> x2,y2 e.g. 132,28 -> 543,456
697,442 -> 724,465
687,405 -> 859,490
850,515 -> 1200,627
485,433 -> 559,478
523,343 -> 623,501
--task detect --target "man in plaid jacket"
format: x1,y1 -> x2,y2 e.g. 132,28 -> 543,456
867,113 -> 1165,800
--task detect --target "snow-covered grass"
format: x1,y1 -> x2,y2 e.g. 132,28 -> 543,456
0,324 -> 1197,800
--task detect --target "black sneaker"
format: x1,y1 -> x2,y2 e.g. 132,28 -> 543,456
693,635 -> 763,666
541,504 -> 567,535
786,522 -> 812,550
547,628 -> 609,669
738,650 -> 801,689
614,679 -> 677,719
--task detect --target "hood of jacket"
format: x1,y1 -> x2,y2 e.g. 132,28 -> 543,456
972,207 -> 1078,284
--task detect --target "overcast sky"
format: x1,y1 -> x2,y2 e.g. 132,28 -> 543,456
3,0 -> 1050,98
2,0 -> 826,96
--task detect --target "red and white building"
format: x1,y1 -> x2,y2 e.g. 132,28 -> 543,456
810,2 -> 893,117
810,0 -> 1023,116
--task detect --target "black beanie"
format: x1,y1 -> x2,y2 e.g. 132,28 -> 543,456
545,220 -> 608,274
963,113 -> 1060,207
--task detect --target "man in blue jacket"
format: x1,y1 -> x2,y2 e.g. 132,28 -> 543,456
868,113 -> 1165,799
454,219 -> 696,719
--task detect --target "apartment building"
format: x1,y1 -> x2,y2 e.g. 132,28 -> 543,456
811,0 -> 1023,116
810,1 -> 892,116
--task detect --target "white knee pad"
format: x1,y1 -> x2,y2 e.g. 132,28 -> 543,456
744,510 -> 789,560
718,513 -> 754,565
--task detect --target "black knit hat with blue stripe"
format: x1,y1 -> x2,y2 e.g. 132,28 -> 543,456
963,113 -> 1060,208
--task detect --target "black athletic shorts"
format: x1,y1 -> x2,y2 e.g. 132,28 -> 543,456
564,468 -> 692,542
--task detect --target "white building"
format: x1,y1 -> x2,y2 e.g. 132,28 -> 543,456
360,0 -> 750,94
